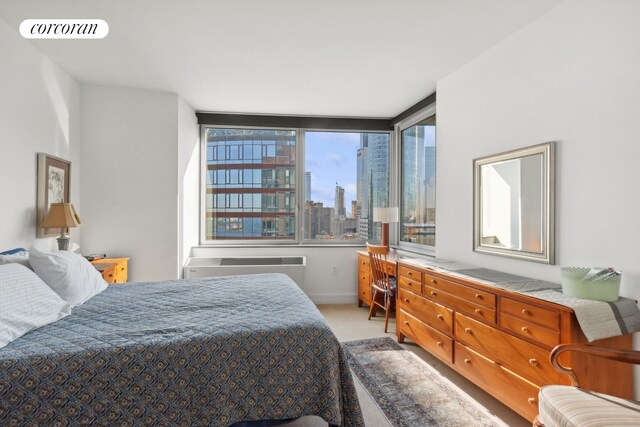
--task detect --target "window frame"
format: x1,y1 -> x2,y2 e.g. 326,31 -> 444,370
200,125 -> 394,246
394,102 -> 437,256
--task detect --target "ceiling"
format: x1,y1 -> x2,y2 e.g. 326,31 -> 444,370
0,0 -> 562,118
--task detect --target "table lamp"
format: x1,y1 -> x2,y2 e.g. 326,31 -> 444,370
373,207 -> 399,249
40,203 -> 83,250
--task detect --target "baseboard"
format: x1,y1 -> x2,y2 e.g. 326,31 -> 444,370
307,292 -> 358,305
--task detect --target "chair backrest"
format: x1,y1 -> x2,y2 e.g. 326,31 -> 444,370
367,243 -> 391,291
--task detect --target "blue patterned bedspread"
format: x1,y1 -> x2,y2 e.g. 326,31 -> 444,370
0,273 -> 364,426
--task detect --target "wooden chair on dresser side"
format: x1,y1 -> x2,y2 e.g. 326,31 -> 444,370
534,343 -> 640,427
366,243 -> 397,333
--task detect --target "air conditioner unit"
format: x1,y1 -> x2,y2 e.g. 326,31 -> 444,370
183,256 -> 305,287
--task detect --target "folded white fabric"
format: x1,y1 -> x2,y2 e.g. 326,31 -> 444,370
0,249 -> 31,269
29,247 -> 108,306
0,263 -> 71,348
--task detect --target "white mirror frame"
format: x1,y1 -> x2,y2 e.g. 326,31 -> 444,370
473,141 -> 555,264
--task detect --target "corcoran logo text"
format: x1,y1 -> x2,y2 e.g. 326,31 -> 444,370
20,19 -> 109,39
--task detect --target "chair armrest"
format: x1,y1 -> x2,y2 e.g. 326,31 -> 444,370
550,343 -> 640,387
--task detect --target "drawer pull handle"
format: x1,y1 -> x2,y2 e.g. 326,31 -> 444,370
475,294 -> 482,299
408,271 -> 413,276
437,314 -> 444,320
529,358 -> 538,366
431,279 -> 436,284
522,326 -> 530,333
464,328 -> 472,334
522,309 -> 530,315
431,291 -> 437,297
436,341 -> 443,347
528,398 -> 536,405
404,298 -> 410,303
474,308 -> 482,314
464,358 -> 471,365
404,321 -> 410,326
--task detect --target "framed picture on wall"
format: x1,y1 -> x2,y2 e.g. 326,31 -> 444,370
37,153 -> 71,237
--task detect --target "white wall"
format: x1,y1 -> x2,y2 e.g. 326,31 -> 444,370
79,85 -> 180,281
178,98 -> 200,271
190,246 -> 361,304
436,0 -> 640,391
437,0 -> 640,298
0,17 -> 80,250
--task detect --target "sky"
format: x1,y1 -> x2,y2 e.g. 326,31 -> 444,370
305,131 -> 360,209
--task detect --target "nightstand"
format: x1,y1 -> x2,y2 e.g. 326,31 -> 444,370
91,257 -> 129,284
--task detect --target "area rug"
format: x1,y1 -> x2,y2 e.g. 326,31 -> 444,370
343,337 -> 509,427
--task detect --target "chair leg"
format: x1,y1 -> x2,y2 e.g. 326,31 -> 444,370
384,295 -> 390,333
368,289 -> 378,320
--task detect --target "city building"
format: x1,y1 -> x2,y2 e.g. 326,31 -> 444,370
304,201 -> 333,239
357,133 -> 390,242
205,129 -> 296,240
304,171 -> 311,201
356,139 -> 369,222
334,183 -> 346,219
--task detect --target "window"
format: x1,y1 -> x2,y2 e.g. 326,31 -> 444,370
304,131 -> 391,241
399,114 -> 436,249
201,126 -> 391,243
203,128 -> 296,241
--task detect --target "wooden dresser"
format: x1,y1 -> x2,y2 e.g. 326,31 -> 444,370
395,260 -> 633,422
91,257 -> 129,284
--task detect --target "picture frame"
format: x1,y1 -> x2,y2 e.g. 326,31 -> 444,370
37,153 -> 71,237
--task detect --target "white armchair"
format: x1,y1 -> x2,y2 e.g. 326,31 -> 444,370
534,343 -> 640,427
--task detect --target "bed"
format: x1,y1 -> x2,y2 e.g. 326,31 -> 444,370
0,273 -> 364,426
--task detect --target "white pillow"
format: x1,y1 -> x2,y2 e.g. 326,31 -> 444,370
0,263 -> 72,349
29,247 -> 108,306
0,250 -> 31,268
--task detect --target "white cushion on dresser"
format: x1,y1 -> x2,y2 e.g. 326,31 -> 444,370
539,385 -> 640,427
29,247 -> 107,306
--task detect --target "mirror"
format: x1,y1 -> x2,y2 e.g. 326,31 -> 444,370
473,142 -> 555,264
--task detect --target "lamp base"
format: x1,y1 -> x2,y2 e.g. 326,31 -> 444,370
56,235 -> 70,251
381,222 -> 389,250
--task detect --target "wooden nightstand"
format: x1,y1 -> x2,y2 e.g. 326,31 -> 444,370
91,257 -> 129,284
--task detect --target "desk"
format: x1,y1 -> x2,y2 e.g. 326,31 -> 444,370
356,250 -> 398,307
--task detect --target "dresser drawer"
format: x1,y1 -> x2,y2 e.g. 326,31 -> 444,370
358,254 -> 369,269
98,263 -> 117,284
114,262 -> 128,283
398,275 -> 422,294
424,272 -> 496,309
358,270 -> 370,286
424,285 -> 496,324
398,309 -> 453,363
501,298 -> 560,331
454,313 -> 559,385
358,279 -> 371,304
500,313 -> 560,348
398,265 -> 421,282
454,343 -> 540,421
398,288 -> 453,335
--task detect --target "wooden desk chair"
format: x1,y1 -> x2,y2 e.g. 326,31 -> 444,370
366,243 -> 397,333
534,343 -> 640,427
